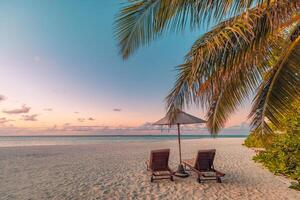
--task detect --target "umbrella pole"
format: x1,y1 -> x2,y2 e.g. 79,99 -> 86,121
177,123 -> 182,164
175,123 -> 189,177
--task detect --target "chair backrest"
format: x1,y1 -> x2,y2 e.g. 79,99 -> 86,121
149,149 -> 170,171
194,149 -> 216,171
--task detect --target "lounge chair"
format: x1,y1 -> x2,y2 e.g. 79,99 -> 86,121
146,149 -> 174,182
182,149 -> 225,183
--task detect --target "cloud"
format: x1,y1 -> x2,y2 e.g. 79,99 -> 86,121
0,117 -> 12,124
22,114 -> 38,121
88,117 -> 95,121
47,124 -> 58,132
78,118 -> 85,122
48,125 -> 107,132
74,111 -> 79,114
44,108 -> 53,111
113,108 -> 122,112
3,105 -> 31,114
63,126 -> 99,132
226,122 -> 250,130
0,95 -> 6,102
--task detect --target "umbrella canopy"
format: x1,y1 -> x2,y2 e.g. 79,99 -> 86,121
153,110 -> 206,125
153,110 -> 206,177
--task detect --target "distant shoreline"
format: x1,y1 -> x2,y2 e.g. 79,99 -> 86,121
0,135 -> 247,148
0,134 -> 247,138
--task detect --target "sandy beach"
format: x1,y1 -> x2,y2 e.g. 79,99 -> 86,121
0,138 -> 299,200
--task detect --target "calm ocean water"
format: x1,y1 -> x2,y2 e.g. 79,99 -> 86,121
0,135 -> 247,147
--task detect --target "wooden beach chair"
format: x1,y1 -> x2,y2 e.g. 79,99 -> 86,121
182,149 -> 225,183
146,149 -> 174,182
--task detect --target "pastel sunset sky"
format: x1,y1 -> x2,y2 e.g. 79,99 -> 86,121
0,0 -> 250,135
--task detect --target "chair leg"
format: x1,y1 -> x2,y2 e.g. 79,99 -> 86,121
217,177 -> 222,183
151,175 -> 154,182
197,176 -> 202,183
170,175 -> 174,181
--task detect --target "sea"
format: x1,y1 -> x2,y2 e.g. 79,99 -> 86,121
0,135 -> 247,147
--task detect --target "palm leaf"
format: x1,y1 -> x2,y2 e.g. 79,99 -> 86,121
115,0 -> 261,59
250,36 -> 300,135
166,63 -> 196,113
166,1 -> 300,133
186,0 -> 300,81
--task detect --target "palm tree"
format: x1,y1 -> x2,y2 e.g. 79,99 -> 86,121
114,0 -> 300,135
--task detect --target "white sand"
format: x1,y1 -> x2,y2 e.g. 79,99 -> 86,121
0,138 -> 299,200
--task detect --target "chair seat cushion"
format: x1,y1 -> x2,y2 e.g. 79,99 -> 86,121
202,171 -> 217,177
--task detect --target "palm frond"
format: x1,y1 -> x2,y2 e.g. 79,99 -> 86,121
115,0 -> 261,59
114,0 -> 162,59
205,67 -> 265,134
166,62 -> 198,121
166,38 -> 273,132
186,0 -> 300,80
166,1 -> 300,134
250,36 -> 300,135
202,33 -> 291,134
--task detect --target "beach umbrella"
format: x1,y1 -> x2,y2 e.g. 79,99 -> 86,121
153,110 -> 206,177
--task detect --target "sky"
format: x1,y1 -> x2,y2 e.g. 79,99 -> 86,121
0,0 -> 251,135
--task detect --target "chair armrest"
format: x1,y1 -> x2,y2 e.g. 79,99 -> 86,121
182,158 -> 195,168
211,164 -> 225,177
213,169 -> 225,177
